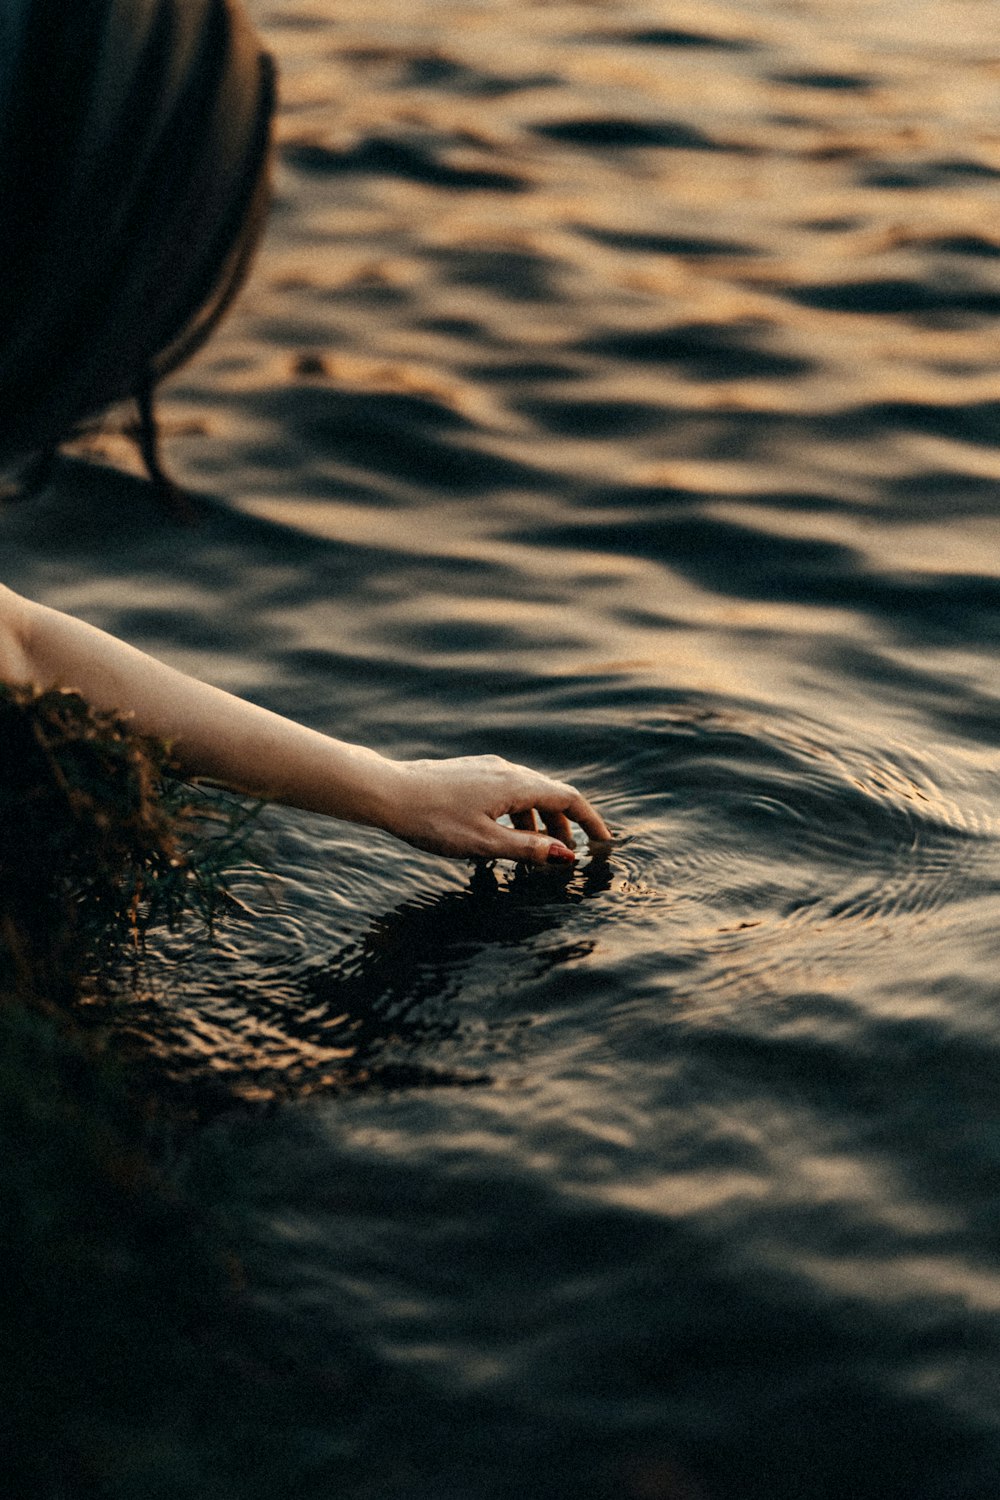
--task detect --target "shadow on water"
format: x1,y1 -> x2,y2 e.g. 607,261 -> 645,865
103,854 -> 614,1106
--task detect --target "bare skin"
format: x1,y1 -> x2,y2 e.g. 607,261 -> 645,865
0,585 -> 611,865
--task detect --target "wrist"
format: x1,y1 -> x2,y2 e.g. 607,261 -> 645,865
341,746 -> 408,833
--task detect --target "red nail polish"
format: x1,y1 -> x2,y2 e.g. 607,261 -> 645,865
547,843 -> 576,864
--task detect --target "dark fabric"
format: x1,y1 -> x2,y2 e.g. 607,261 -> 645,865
0,0 -> 274,464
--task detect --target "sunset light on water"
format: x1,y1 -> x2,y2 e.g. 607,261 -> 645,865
4,1 -> 1000,1495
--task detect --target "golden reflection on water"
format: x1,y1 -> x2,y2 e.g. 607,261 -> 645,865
128,0 -> 1000,1104
2,8 -> 997,1493
159,0 -> 1000,662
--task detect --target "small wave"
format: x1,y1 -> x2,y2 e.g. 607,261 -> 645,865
768,69 -> 877,93
531,117 -> 757,153
283,135 -> 529,192
785,278 -> 1000,319
574,705 -> 1000,966
577,320 -> 814,379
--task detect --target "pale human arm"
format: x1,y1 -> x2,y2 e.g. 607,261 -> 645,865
0,586 -> 611,864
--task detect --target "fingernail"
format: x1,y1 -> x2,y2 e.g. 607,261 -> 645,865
547,842 -> 576,864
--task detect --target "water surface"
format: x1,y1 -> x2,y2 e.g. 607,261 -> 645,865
4,1 -> 1000,1494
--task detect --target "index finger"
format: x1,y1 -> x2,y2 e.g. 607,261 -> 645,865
535,784 -> 612,844
568,792 -> 613,844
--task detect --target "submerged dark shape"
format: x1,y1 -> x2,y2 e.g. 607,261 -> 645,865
0,0 -> 275,472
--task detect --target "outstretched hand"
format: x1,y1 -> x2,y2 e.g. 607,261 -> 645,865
381,755 -> 612,865
1,588 -> 612,866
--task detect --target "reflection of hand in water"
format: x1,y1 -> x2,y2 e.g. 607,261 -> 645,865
103,854 -> 614,1105
287,854 -> 614,1084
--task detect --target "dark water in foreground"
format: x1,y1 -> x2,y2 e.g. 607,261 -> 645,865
6,1 -> 1000,1494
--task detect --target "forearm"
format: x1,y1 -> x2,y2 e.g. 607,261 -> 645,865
10,588 -> 399,826
0,585 -> 611,862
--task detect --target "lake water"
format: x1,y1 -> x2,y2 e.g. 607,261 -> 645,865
4,1 -> 1000,1495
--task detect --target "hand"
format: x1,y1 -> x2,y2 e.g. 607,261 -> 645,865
380,755 -> 612,864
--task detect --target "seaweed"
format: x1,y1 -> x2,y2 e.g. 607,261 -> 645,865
0,682 -> 261,1000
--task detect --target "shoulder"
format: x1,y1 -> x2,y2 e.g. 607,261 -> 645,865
0,585 -> 33,684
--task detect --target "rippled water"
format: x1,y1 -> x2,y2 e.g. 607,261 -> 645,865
5,1 -> 1000,1494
